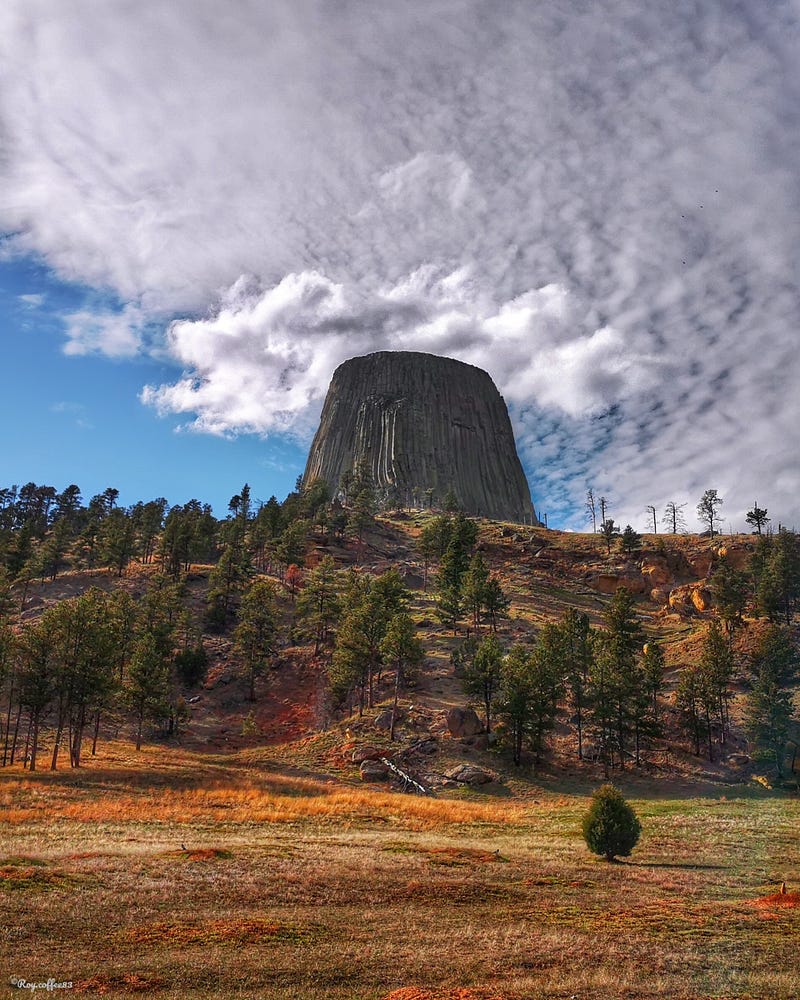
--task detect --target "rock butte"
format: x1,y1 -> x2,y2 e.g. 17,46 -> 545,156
303,351 -> 539,524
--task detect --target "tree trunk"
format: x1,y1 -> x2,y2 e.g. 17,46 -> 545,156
2,681 -> 15,767
29,713 -> 40,771
72,704 -> 87,767
10,704 -> 22,765
389,662 -> 401,741
92,711 -> 101,756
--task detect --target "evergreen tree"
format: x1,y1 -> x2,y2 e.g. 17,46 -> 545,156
709,558 -> 750,637
582,784 -> 641,861
482,575 -> 510,632
126,631 -> 172,751
698,620 -> 734,746
205,543 -> 252,633
234,579 -> 278,701
380,612 -> 424,739
560,609 -> 594,760
461,633 -> 504,732
497,637 -> 562,769
601,588 -> 644,767
17,617 -> 57,769
98,508 -> 135,575
745,503 -> 770,535
462,552 -> 490,632
295,556 -> 341,654
620,524 -> 641,555
696,489 -> 723,536
346,464 -> 376,555
599,519 -> 620,555
755,529 -> 800,624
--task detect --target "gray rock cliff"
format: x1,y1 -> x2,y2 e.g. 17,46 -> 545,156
303,351 -> 539,524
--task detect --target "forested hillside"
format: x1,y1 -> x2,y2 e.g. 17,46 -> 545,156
0,476 -> 798,789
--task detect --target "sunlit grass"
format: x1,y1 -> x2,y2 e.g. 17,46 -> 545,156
1,742 -> 798,998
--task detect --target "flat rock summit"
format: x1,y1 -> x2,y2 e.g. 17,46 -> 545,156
304,351 -> 539,524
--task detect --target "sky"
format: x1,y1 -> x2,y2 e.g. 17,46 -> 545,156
1,1 -> 798,530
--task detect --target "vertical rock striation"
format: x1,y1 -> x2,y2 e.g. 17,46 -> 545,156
303,351 -> 539,524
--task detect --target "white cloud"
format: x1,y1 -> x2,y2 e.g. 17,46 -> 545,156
141,268 -> 658,437
62,305 -> 143,358
1,1 -> 799,528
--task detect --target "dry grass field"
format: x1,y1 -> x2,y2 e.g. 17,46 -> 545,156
2,742 -> 798,1000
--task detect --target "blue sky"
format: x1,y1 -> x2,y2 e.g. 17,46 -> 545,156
1,2 -> 798,529
0,257 -> 303,511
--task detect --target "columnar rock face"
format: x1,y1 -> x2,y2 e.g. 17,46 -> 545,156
303,351 -> 539,524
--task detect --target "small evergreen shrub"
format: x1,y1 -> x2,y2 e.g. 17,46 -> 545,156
582,783 -> 641,861
174,646 -> 209,687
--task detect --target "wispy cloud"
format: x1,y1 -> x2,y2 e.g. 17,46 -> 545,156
1,1 -> 798,529
62,305 -> 143,358
51,401 -> 93,430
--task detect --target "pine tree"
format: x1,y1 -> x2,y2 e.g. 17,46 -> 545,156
600,519 -> 620,555
582,784 -> 641,861
482,575 -> 510,632
745,503 -> 770,535
620,524 -> 641,555
709,559 -> 750,637
295,556 -> 341,654
234,579 -> 278,701
461,633 -> 504,732
559,608 -> 594,760
462,552 -> 490,632
380,612 -> 424,739
696,490 -> 723,536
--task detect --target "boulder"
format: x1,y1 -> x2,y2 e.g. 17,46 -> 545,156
728,753 -> 751,767
669,584 -> 708,613
351,745 -> 383,764
446,707 -> 484,738
445,764 -> 493,785
374,708 -> 403,731
359,759 -> 389,781
691,587 -> 714,612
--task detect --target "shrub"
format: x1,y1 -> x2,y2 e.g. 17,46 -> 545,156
582,783 -> 641,862
174,646 -> 209,687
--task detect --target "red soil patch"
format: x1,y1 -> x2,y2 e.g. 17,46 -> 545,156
751,891 -> 800,909
384,990 -> 507,1000
74,974 -> 164,994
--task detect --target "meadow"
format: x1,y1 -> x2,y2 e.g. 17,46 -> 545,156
1,743 -> 798,1000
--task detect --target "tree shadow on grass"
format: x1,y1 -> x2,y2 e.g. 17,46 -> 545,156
624,860 -> 732,871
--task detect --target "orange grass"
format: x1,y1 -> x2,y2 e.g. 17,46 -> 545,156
384,991 -> 507,1000
1,765 -> 535,830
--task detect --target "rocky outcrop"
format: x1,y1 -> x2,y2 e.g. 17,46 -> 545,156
303,352 -> 539,524
446,707 -> 484,738
445,764 -> 494,785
